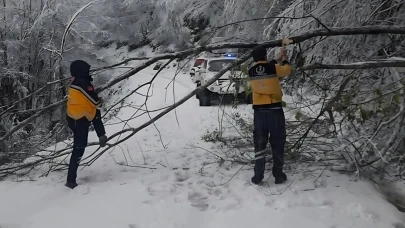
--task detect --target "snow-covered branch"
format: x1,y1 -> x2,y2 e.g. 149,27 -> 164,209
0,100 -> 65,144
300,60 -> 405,71
98,25 -> 405,93
60,0 -> 99,54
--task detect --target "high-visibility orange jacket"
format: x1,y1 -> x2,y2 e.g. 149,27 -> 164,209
67,77 -> 102,121
248,60 -> 292,109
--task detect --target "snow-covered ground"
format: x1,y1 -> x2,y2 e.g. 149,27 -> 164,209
0,46 -> 404,228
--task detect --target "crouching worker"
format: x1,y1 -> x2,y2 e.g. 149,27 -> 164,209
248,46 -> 292,185
66,60 -> 108,189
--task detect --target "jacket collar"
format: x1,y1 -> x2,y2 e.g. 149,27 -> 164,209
251,60 -> 268,67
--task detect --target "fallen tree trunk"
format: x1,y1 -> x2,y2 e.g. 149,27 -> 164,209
300,60 -> 405,71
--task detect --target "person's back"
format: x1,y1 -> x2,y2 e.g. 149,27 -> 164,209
248,50 -> 291,108
248,46 -> 292,185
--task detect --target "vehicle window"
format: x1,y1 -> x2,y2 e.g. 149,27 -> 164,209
194,59 -> 205,67
208,59 -> 240,72
202,60 -> 207,69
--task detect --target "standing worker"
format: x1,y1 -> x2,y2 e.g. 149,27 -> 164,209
66,60 -> 108,189
248,44 -> 292,185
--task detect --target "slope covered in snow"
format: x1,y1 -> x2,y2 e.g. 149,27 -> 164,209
0,47 -> 404,228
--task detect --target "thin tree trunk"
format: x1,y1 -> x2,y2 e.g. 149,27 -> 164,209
1,0 -> 8,67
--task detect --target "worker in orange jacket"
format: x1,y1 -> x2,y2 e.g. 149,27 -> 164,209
248,46 -> 292,185
65,60 -> 107,189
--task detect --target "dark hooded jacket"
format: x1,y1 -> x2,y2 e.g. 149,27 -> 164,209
66,60 -> 102,121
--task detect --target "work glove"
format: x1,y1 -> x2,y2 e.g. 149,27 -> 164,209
99,135 -> 108,147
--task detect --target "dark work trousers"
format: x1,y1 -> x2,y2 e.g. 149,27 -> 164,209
253,108 -> 286,181
92,109 -> 106,138
67,117 -> 90,183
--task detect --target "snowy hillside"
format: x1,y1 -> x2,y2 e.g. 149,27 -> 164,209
1,47 -> 404,228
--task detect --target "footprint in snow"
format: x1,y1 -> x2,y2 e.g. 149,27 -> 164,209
78,173 -> 113,184
320,200 -> 334,208
0,223 -> 23,228
393,223 -> 405,228
188,191 -> 209,211
175,170 -> 191,182
211,188 -> 222,197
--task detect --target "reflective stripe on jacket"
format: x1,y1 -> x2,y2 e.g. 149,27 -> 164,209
248,60 -> 291,109
66,78 -> 102,121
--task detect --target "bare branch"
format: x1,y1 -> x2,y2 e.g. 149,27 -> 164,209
0,78 -> 69,117
91,57 -> 150,72
300,60 -> 405,71
60,0 -> 99,54
76,53 -> 252,168
0,100 -> 65,143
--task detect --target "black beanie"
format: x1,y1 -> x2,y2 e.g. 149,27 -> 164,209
70,60 -> 92,80
251,46 -> 267,62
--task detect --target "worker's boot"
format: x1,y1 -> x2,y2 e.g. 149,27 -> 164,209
274,172 -> 287,184
65,182 -> 78,189
273,166 -> 287,184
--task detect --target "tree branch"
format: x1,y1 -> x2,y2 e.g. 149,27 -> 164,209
80,53 -> 252,166
0,100 -> 65,143
60,0 -> 99,54
90,57 -> 150,72
300,60 -> 405,71
96,25 -> 405,93
0,78 -> 69,117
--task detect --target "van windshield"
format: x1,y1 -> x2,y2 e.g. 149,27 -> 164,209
208,59 -> 240,72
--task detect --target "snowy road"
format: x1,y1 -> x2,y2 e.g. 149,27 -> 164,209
0,48 -> 404,228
